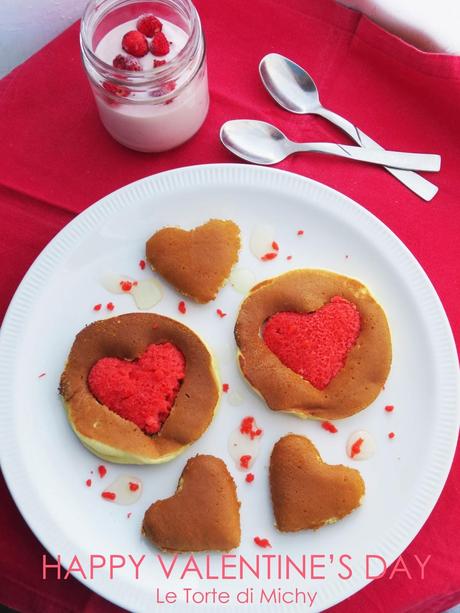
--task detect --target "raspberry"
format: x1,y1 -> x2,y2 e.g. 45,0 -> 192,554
103,81 -> 130,98
113,54 -> 142,71
137,14 -> 162,37
153,59 -> 166,68
122,30 -> 149,57
151,32 -> 170,56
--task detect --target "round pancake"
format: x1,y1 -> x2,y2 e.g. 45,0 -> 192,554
234,269 -> 392,420
60,313 -> 220,464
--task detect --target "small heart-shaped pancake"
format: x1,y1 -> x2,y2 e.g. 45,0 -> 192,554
88,342 -> 185,435
143,455 -> 241,551
146,219 -> 240,303
270,434 -> 365,532
263,296 -> 360,390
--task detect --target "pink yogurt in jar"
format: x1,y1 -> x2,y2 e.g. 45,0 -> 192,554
81,0 -> 209,152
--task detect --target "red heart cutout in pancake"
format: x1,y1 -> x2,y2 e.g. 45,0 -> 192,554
88,342 -> 185,434
263,296 -> 360,390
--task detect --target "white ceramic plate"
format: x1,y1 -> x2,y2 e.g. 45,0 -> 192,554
0,165 -> 458,613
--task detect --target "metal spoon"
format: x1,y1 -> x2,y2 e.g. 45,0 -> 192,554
220,120 -> 441,171
259,53 -> 439,201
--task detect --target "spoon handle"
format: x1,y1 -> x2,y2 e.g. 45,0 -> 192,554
294,142 -> 440,172
316,107 -> 438,201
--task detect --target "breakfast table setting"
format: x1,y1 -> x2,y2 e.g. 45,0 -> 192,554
0,0 -> 459,612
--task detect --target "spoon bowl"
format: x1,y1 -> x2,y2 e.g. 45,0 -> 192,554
259,53 -> 321,114
220,120 -> 291,165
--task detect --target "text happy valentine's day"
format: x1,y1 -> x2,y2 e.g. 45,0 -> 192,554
43,553 -> 431,605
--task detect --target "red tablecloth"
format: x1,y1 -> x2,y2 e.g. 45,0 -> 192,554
0,0 -> 459,611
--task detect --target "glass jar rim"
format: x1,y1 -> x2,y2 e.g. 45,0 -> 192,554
80,0 -> 202,86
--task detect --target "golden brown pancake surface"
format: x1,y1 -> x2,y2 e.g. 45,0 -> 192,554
235,269 -> 392,420
146,219 -> 240,303
143,454 -> 241,551
60,313 -> 220,464
270,434 -> 365,532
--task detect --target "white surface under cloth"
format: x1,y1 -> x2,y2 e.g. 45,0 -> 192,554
1,0 -> 460,79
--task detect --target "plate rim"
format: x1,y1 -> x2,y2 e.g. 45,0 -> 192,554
0,163 -> 458,612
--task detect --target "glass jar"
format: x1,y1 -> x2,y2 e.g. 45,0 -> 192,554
80,0 -> 209,152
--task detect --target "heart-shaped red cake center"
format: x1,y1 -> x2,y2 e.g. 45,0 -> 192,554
88,342 -> 185,434
262,296 -> 360,390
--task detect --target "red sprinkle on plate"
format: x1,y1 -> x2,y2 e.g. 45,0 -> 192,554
38,372 -> 46,378
85,479 -> 92,487
245,473 -> 255,483
321,421 -> 338,433
261,252 -> 277,261
98,465 -> 107,478
297,230 -> 304,236
222,383 -> 229,393
216,308 -> 227,318
106,302 -> 115,311
139,259 -> 146,270
388,432 -> 396,439
240,416 -> 262,439
272,241 -> 279,251
254,536 -> 271,548
93,304 -> 102,311
350,437 -> 364,458
385,405 -> 394,412
129,482 -> 139,492
101,491 -> 116,501
178,301 -> 186,314
239,455 -> 251,469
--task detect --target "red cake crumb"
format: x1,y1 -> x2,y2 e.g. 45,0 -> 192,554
263,296 -> 360,390
136,14 -> 162,37
178,301 -> 186,314
321,421 -> 338,433
239,455 -> 251,469
350,437 -> 364,458
151,32 -> 170,56
385,405 -> 394,412
139,259 -> 146,270
222,383 -> 229,392
240,416 -> 262,440
86,479 -> 92,487
107,302 -> 115,311
261,252 -> 277,261
388,432 -> 395,439
216,308 -> 227,318
245,473 -> 255,483
102,491 -> 116,501
254,536 -> 271,548
88,343 -> 185,435
129,482 -> 139,492
122,31 -> 149,57
98,465 -> 107,478
120,280 -> 134,292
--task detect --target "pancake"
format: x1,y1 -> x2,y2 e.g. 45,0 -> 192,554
60,313 -> 220,464
270,434 -> 365,532
146,219 -> 241,303
143,454 -> 241,551
235,269 -> 392,420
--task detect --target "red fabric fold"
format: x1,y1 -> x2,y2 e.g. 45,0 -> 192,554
0,0 -> 459,611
